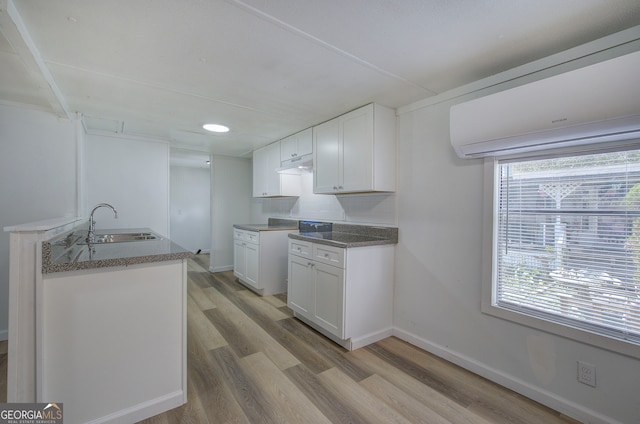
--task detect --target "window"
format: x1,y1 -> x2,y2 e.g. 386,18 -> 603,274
488,149 -> 640,353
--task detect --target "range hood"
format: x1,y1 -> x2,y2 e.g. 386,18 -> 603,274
276,153 -> 313,174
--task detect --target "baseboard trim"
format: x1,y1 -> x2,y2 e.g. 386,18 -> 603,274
210,265 -> 233,273
351,327 -> 393,350
392,328 -> 620,424
86,390 -> 185,424
291,314 -> 393,351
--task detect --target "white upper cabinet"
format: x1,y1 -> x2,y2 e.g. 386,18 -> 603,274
313,117 -> 342,193
280,127 -> 312,166
252,141 -> 300,197
313,103 -> 396,194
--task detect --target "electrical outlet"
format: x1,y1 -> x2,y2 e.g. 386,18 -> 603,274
577,361 -> 596,387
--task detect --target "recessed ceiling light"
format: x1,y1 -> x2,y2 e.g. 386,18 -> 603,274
203,123 -> 229,133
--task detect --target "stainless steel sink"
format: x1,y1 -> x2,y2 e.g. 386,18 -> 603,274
80,232 -> 160,244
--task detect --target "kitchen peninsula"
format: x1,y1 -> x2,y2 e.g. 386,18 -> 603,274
5,218 -> 192,424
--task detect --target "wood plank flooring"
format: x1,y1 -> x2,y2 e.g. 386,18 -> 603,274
0,255 -> 582,423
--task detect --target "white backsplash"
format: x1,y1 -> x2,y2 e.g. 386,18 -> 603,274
251,173 -> 397,226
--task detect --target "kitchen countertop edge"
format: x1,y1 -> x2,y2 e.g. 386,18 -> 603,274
42,228 -> 194,274
233,218 -> 299,232
288,232 -> 398,248
233,223 -> 298,231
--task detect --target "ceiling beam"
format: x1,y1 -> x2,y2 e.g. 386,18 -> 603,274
1,0 -> 71,119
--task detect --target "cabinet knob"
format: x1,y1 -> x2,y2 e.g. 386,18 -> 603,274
324,253 -> 329,258
338,186 -> 343,190
333,186 -> 337,190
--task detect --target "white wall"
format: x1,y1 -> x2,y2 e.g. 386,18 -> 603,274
210,155 -> 252,272
251,172 -> 397,226
393,50 -> 640,423
170,165 -> 211,253
85,133 -> 169,236
0,104 -> 78,339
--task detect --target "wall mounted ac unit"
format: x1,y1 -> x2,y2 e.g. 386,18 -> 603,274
450,50 -> 640,158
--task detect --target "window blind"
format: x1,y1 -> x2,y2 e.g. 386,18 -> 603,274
495,149 -> 640,344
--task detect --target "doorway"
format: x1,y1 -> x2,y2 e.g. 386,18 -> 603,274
170,148 -> 211,253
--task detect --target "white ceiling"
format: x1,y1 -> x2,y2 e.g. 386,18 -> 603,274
1,0 -> 640,158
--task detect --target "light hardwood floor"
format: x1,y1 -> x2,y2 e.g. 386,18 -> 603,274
0,255 -> 581,423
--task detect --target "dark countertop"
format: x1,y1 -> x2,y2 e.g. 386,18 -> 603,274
42,227 -> 193,274
289,223 -> 398,248
233,218 -> 298,232
234,223 -> 298,231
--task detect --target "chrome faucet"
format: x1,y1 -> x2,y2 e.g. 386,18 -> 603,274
86,203 -> 118,244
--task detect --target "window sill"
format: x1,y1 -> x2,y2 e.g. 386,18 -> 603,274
481,301 -> 640,359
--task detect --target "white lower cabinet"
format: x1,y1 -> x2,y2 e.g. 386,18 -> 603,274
233,239 -> 247,279
287,238 -> 394,350
287,253 -> 313,316
233,227 -> 293,295
234,230 -> 259,289
312,261 -> 345,337
245,242 -> 259,287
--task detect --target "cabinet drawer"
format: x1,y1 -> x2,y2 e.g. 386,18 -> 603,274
234,229 -> 259,243
313,244 -> 345,268
289,239 -> 311,257
245,231 -> 259,243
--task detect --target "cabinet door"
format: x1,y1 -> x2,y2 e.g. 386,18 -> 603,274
313,118 -> 341,193
280,134 -> 297,162
297,128 -> 313,157
313,262 -> 344,338
253,142 -> 285,197
233,240 -> 246,279
244,242 -> 260,289
252,146 -> 269,197
341,104 -> 374,192
264,142 -> 282,196
281,128 -> 313,163
288,254 -> 313,318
